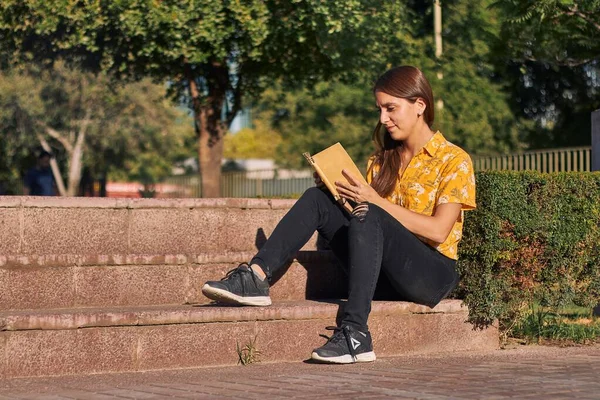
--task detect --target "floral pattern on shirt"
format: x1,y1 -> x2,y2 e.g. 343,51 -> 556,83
367,132 -> 476,260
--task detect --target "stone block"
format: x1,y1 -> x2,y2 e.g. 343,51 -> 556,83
4,328 -> 137,378
0,209 -> 21,255
0,333 -> 6,380
5,329 -> 80,377
75,265 -> 191,307
75,328 -> 137,374
0,300 -> 498,377
128,208 -> 291,254
0,196 -> 22,207
255,320 -> 332,362
21,208 -> 128,255
136,323 -> 256,370
0,266 -> 75,310
270,199 -> 297,209
370,312 -> 498,356
21,196 -> 125,208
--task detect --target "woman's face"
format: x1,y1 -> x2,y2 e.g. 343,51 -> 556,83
375,91 -> 423,141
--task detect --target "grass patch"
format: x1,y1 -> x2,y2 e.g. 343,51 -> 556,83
236,335 -> 261,365
512,303 -> 600,344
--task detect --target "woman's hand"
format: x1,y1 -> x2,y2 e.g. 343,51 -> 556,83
313,171 -> 325,189
335,169 -> 381,204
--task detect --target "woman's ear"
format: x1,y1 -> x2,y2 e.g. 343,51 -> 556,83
415,98 -> 427,116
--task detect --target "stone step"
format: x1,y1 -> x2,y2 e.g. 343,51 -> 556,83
0,300 -> 498,379
1,196 -> 344,310
1,251 -> 346,310
0,197 -> 307,257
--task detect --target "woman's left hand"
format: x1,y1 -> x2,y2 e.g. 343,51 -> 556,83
335,169 -> 381,204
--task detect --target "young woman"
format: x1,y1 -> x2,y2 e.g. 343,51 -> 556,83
202,65 -> 476,364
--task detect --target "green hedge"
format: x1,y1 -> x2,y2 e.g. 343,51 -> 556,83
457,171 -> 600,335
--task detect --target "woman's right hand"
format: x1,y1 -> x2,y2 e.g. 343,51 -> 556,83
313,171 -> 325,189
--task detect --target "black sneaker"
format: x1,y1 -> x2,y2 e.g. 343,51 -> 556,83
311,325 -> 376,364
202,264 -> 272,306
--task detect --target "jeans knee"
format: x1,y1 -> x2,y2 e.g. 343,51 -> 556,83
300,186 -> 330,206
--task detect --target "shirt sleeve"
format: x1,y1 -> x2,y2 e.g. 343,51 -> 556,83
436,153 -> 476,210
366,157 -> 376,185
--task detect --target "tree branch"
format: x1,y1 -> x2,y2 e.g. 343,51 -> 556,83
516,55 -> 595,68
563,5 -> 600,31
44,125 -> 74,154
77,107 -> 92,147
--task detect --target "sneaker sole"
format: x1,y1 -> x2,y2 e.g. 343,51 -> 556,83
310,351 -> 376,364
201,284 -> 272,306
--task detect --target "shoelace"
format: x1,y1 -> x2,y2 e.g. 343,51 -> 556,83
320,326 -> 358,361
221,263 -> 250,281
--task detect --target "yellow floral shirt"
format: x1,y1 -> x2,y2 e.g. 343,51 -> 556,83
367,131 -> 476,260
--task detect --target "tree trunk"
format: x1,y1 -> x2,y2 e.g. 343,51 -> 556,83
66,110 -> 90,196
186,63 -> 229,198
198,120 -> 223,197
196,105 -> 225,198
66,132 -> 85,196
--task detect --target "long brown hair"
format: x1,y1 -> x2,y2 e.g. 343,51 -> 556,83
369,66 -> 435,198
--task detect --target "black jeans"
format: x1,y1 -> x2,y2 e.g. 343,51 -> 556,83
250,187 -> 459,332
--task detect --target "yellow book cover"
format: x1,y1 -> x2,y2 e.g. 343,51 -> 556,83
303,142 -> 368,212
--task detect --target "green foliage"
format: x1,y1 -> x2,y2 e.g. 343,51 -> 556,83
0,0 -> 418,115
0,0 -> 421,195
457,171 -> 600,338
236,335 -> 261,365
245,0 -> 528,166
491,0 -> 600,147
492,0 -> 600,66
0,62 -> 195,193
254,83 -> 377,169
223,120 -> 282,160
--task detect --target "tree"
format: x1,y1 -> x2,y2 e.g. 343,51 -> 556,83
491,0 -> 600,147
492,0 -> 600,66
251,83 -> 378,169
250,0 -> 528,164
223,120 -> 282,160
0,0 -> 415,197
0,62 -> 194,195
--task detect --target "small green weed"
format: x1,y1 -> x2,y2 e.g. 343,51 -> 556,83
236,335 -> 261,365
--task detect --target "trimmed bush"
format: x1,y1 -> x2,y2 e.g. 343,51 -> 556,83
457,171 -> 600,336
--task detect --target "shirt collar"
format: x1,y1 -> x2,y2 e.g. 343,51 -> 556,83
422,131 -> 445,157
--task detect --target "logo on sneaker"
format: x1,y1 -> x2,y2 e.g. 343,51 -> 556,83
350,337 -> 361,350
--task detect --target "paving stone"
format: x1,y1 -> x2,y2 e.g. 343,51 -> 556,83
1,346 -> 600,399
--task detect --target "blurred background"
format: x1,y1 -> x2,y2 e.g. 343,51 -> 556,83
0,0 -> 598,198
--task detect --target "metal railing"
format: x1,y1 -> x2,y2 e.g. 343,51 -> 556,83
163,169 -> 315,198
162,146 -> 594,198
472,146 -> 592,173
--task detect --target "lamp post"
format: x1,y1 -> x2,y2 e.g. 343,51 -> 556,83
593,109 -> 600,317
434,0 -> 444,110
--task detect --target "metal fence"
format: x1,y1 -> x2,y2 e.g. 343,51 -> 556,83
162,146 -> 594,198
163,170 -> 315,198
472,146 -> 592,173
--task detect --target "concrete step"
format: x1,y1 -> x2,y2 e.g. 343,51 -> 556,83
1,251 -> 346,310
0,300 -> 498,379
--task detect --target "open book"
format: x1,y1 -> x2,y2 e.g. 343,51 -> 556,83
303,142 -> 368,212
